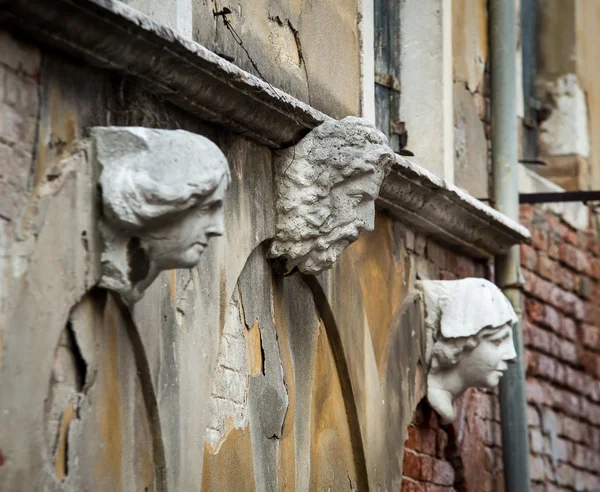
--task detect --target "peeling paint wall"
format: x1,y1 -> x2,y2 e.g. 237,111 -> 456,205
120,0 -> 361,119
0,27 -> 425,492
451,0 -> 490,199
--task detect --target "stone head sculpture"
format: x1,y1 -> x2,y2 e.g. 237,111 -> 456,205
418,278 -> 518,424
269,116 -> 395,274
94,127 -> 230,304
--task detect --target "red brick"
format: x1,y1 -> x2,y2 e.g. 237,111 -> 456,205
431,459 -> 454,486
582,398 -> 600,425
526,299 -> 546,326
530,352 -> 558,381
555,463 -> 576,488
521,244 -> 538,270
420,455 -> 434,482
561,317 -> 577,341
523,270 -> 553,303
556,265 -> 576,291
531,228 -> 549,250
537,254 -> 556,281
591,258 -> 600,280
403,450 -> 421,480
530,455 -> 547,481
401,478 -> 426,492
581,350 -> 600,378
527,405 -> 541,427
561,415 -> 585,443
565,228 -> 578,246
582,324 -> 600,352
548,241 -> 560,260
564,366 -> 587,395
559,243 -> 591,274
549,287 -> 584,320
547,215 -> 565,238
558,338 -> 578,365
406,426 -> 438,456
583,301 -> 599,325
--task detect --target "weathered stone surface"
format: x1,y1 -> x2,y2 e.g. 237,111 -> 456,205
94,126 -> 230,304
453,82 -> 489,199
378,155 -> 531,259
269,116 -> 394,274
537,74 -> 590,158
452,0 -> 487,92
418,278 -> 518,423
399,0 -> 453,180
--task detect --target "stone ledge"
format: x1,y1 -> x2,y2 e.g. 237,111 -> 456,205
378,157 -> 531,258
1,0 -> 530,258
0,0 -> 329,148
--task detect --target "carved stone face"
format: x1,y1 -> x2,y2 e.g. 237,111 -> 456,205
450,324 -> 517,389
95,126 -> 231,304
299,168 -> 387,273
144,177 -> 227,270
269,116 -> 394,274
418,278 -> 519,423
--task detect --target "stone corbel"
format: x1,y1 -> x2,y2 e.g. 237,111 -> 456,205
269,116 -> 395,274
417,278 -> 518,424
93,127 -> 230,304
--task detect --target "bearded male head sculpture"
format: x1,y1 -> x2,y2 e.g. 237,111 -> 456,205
269,116 -> 395,274
94,127 -> 230,304
418,278 -> 518,424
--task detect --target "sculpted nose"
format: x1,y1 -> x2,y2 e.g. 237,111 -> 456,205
206,212 -> 225,238
504,340 -> 518,363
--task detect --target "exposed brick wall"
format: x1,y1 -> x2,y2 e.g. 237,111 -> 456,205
402,231 -> 500,492
0,30 -> 40,330
520,205 -> 600,491
403,208 -> 600,491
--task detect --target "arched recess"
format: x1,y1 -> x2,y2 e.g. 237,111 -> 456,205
201,211 -> 428,491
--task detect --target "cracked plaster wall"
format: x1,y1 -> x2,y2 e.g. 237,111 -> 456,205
119,0 -> 361,119
0,24 -> 464,492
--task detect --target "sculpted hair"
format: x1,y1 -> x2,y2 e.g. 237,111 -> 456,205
96,127 -> 231,230
271,117 -> 393,261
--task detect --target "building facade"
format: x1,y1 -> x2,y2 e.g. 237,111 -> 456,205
0,0 -> 598,491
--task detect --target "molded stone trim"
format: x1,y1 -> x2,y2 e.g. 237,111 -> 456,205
379,156 -> 531,258
2,0 -> 530,258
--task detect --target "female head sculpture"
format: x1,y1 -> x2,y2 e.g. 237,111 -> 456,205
418,278 -> 518,423
94,127 -> 230,304
269,116 -> 395,274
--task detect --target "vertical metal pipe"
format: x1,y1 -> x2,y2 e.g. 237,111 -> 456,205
490,0 -> 532,491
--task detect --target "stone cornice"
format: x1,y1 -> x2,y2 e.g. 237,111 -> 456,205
1,0 -> 530,258
379,157 -> 531,258
0,0 -> 329,148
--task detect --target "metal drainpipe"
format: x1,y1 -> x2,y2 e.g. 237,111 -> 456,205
490,0 -> 532,491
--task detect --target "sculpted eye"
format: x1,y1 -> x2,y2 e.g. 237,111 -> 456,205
490,332 -> 509,346
198,200 -> 222,213
348,192 -> 368,204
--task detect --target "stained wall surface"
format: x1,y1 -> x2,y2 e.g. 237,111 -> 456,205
120,0 -> 361,119
0,28 -> 422,492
